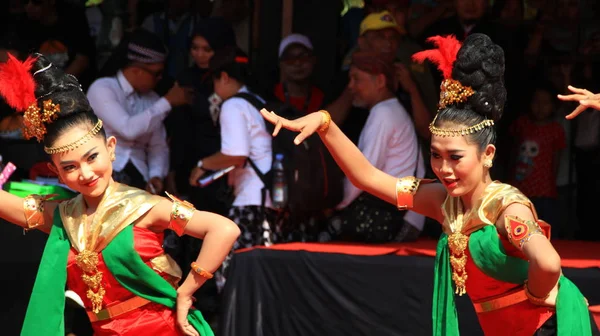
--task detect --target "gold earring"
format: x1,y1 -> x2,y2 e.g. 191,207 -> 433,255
110,153 -> 116,162
484,159 -> 493,168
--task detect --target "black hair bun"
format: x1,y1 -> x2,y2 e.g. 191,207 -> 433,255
30,53 -> 92,118
452,33 -> 506,121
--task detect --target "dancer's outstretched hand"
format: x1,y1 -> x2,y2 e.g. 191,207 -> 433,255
558,85 -> 600,119
260,108 -> 324,145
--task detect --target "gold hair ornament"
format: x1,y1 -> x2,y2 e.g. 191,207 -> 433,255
44,119 -> 104,154
23,100 -> 60,141
429,113 -> 494,137
438,79 -> 475,110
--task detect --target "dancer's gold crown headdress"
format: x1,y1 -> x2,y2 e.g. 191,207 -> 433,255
412,35 -> 494,137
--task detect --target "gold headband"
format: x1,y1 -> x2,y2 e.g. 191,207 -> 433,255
44,119 -> 104,154
429,114 -> 494,137
23,100 -> 61,141
439,79 -> 474,110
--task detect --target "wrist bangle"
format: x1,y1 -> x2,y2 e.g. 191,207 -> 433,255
318,110 -> 331,133
190,262 -> 213,279
524,280 -> 550,305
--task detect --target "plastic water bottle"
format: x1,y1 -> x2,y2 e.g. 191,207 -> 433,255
271,153 -> 287,209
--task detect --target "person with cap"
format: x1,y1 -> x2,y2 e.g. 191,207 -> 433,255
273,33 -> 324,114
325,51 -> 425,243
87,29 -> 193,195
329,10 -> 435,142
326,11 -> 433,241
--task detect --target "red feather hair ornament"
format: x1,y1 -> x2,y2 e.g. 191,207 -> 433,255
0,53 -> 38,112
412,35 -> 462,79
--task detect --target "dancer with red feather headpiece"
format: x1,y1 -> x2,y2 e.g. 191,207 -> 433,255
257,32 -> 597,335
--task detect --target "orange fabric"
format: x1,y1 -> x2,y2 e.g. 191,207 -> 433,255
237,239 -> 600,268
67,226 -> 183,336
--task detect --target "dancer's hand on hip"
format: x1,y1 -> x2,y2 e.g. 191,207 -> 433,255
259,108 -> 324,145
558,85 -> 600,119
176,292 -> 199,336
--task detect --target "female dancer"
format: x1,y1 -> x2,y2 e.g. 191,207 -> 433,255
0,54 -> 240,336
260,34 -> 596,335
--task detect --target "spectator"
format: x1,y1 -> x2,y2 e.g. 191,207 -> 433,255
19,0 -> 96,89
273,34 -> 324,114
188,46 -> 273,289
328,51 -> 424,243
509,81 -> 566,227
87,29 -> 193,193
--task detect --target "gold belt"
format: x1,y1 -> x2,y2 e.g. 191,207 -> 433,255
472,289 -> 528,313
87,296 -> 151,322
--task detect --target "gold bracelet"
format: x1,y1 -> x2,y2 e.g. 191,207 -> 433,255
165,192 -> 196,236
23,194 -> 55,231
318,110 -> 331,133
523,280 -> 551,306
191,262 -> 214,279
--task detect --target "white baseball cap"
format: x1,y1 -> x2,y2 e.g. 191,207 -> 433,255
278,34 -> 313,58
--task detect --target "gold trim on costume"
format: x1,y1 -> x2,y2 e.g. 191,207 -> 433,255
44,119 -> 103,154
23,100 -> 60,141
441,181 -> 538,296
59,182 -> 161,313
165,191 -> 195,236
395,177 -> 435,210
504,215 -> 545,250
472,288 -> 528,313
23,194 -> 56,231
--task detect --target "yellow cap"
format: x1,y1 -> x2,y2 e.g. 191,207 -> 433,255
359,11 -> 405,36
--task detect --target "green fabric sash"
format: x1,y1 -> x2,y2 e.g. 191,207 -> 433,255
433,225 -> 592,336
22,209 -> 212,335
22,208 -> 69,336
103,224 -> 213,336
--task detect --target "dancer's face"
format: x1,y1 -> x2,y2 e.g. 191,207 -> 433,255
430,133 -> 494,198
48,125 -> 116,198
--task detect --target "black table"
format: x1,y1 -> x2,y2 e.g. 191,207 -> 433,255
219,248 -> 600,336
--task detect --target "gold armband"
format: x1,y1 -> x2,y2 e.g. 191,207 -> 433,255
318,110 -> 331,133
165,192 -> 196,236
191,262 -> 214,279
504,215 -> 545,250
23,194 -> 55,231
396,177 -> 434,210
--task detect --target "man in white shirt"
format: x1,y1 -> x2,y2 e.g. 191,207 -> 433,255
331,50 -> 424,242
87,29 -> 192,193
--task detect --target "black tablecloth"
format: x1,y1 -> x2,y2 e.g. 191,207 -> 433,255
219,248 -> 600,336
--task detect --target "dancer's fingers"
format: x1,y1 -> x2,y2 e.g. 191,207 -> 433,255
565,104 -> 589,119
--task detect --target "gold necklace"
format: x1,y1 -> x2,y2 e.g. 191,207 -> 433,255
74,209 -> 105,313
447,200 -> 469,296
